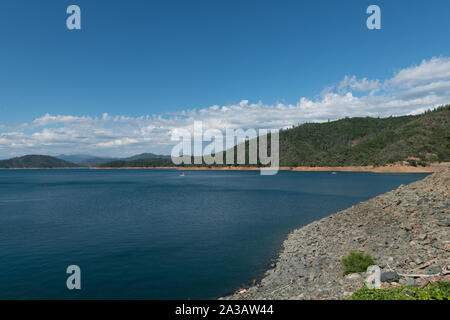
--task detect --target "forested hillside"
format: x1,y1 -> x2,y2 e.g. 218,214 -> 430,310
99,105 -> 450,168
278,104 -> 450,166
0,155 -> 79,168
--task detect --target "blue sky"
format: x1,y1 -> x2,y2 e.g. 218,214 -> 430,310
0,0 -> 449,157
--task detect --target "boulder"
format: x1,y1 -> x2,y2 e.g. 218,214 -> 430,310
380,271 -> 400,282
365,265 -> 381,289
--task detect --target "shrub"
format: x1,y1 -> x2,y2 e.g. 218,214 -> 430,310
348,282 -> 449,300
341,250 -> 374,275
417,160 -> 428,167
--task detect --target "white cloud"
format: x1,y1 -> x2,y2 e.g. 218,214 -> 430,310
390,57 -> 450,88
338,75 -> 381,94
0,56 -> 449,159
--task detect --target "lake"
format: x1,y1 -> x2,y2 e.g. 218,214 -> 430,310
0,169 -> 427,299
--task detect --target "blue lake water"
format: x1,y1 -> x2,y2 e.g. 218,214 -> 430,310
0,169 -> 427,299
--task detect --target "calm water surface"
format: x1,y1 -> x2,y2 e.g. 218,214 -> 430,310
0,169 -> 427,299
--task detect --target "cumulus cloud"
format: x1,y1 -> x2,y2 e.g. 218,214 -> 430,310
338,75 -> 381,94
0,56 -> 449,159
390,57 -> 450,88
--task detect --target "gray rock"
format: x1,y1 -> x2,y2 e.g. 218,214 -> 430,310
345,273 -> 361,280
380,271 -> 400,282
406,278 -> 415,287
437,218 -> 450,227
366,266 -> 382,289
424,266 -> 441,275
297,269 -> 307,278
417,234 -> 427,241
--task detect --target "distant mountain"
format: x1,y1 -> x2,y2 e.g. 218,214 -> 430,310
78,157 -> 119,167
0,153 -> 171,168
122,153 -> 171,161
56,154 -> 95,164
99,157 -> 174,168
7,105 -> 449,170
54,152 -> 170,167
100,104 -> 450,168
0,155 -> 80,168
97,153 -> 172,168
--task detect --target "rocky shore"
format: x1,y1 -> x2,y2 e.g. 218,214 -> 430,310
223,167 -> 450,300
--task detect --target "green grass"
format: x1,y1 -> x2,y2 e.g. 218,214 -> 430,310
349,282 -> 450,300
341,250 -> 374,276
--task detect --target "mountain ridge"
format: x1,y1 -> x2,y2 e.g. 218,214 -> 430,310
2,105 -> 449,169
99,104 -> 450,168
55,152 -> 171,167
0,155 -> 79,168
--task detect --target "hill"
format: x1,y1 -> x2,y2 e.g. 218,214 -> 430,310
122,153 -> 171,161
278,104 -> 450,166
78,157 -> 119,167
97,104 -> 450,168
56,154 -> 96,164
212,104 -> 449,167
0,155 -> 80,168
99,157 -> 174,168
80,153 -> 170,167
55,152 -> 171,167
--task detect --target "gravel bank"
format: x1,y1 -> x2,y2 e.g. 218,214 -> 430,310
222,167 -> 450,300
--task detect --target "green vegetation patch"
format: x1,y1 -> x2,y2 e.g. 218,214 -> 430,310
0,155 -> 79,168
95,105 -> 450,168
341,250 -> 374,275
277,104 -> 450,166
349,282 -> 450,300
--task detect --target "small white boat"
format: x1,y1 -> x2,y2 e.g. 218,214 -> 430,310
180,172 -> 185,176
331,172 -> 337,175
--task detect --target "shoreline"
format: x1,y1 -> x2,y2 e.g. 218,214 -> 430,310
222,166 -> 450,300
1,162 -> 448,173
169,163 -> 447,173
290,162 -> 448,173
